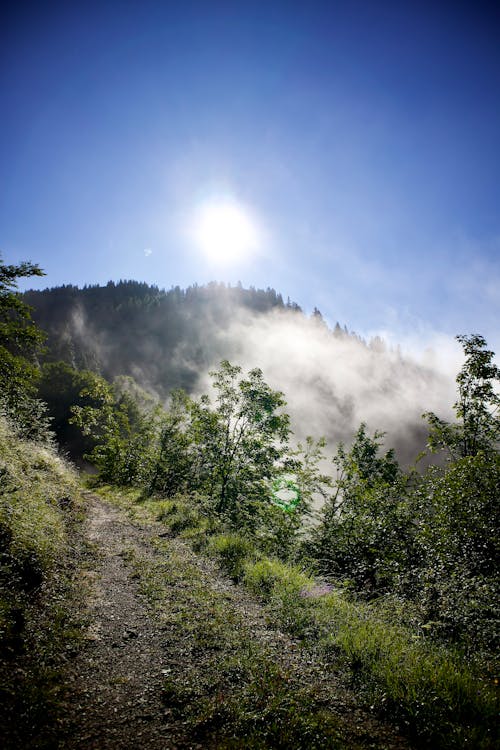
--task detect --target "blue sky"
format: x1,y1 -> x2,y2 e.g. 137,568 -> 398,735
2,0 -> 499,351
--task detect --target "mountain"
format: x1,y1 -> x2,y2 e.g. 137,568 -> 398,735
24,281 -> 294,392
23,280 -> 454,463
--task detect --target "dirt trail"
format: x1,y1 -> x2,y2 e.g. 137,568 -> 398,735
62,494 -> 409,749
63,496 -> 178,749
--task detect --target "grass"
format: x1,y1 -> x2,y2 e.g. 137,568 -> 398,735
122,541 -> 357,749
243,560 -> 498,749
323,596 -> 497,748
207,533 -> 254,580
0,415 -> 88,749
91,484 -> 499,749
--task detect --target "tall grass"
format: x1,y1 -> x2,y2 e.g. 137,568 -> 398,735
0,414 -> 86,747
97,486 -> 498,749
243,557 -> 498,749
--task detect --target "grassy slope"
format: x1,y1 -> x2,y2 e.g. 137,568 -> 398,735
93,485 -> 407,749
0,416 -> 87,749
0,427 -> 495,750
95,486 -> 498,750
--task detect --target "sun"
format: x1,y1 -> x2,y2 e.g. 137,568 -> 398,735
193,199 -> 259,264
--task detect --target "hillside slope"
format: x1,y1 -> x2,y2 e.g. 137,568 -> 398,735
23,282 -> 290,392
0,415 -> 87,748
24,281 -> 454,462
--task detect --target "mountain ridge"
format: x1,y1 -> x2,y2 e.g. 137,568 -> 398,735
23,280 -> 453,463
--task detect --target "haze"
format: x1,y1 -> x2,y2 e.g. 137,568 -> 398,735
2,1 -> 499,349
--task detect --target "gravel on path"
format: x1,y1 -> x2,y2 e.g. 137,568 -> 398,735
61,492 -> 410,750
62,495 -> 180,749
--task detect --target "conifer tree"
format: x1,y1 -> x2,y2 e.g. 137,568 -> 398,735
0,256 -> 46,432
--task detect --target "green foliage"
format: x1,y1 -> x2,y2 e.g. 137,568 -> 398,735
242,552 -> 497,749
0,256 -> 48,437
315,594 -> 497,749
405,339 -> 500,653
407,452 -> 500,653
9,253 -> 497,747
69,369 -> 159,484
0,415 -> 78,612
253,501 -> 305,559
292,435 -> 332,508
307,341 -> 499,660
70,360 -> 296,537
109,484 -> 499,749
85,362 -> 298,540
310,425 -> 407,594
424,334 -> 499,458
188,361 -> 291,524
261,437 -> 332,557
78,335 -> 499,667
89,335 -> 499,664
147,390 -> 194,497
244,558 -> 317,639
93,331 -> 499,750
208,533 -> 254,581
38,361 -> 108,457
0,414 -> 86,745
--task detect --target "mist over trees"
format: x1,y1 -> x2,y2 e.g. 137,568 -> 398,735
23,280 -> 453,463
2,258 -> 499,746
63,333 -> 499,657
23,281 -> 290,391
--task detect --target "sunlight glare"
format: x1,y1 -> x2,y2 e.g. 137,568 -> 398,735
193,199 -> 259,264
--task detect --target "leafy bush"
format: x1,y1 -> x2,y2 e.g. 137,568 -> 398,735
309,425 -> 410,595
242,553 -> 497,748
406,452 -> 500,654
208,533 -> 254,580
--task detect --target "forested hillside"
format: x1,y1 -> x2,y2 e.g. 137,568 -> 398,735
24,281 -> 453,463
2,258 -> 498,749
23,282 -> 292,391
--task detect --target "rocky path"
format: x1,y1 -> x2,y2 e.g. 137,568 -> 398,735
62,496 -> 175,749
61,493 -> 410,749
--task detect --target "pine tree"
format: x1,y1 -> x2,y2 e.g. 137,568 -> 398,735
0,256 -> 46,432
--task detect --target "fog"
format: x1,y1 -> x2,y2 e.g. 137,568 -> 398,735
28,283 -> 459,466
189,308 -> 456,465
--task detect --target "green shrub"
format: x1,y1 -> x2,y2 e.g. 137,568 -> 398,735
155,499 -> 178,520
243,558 -> 312,600
208,534 -> 254,580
